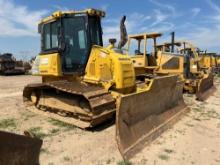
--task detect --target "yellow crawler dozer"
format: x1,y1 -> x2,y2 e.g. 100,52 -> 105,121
199,52 -> 220,75
23,9 -> 188,159
216,55 -> 220,75
156,34 -> 215,101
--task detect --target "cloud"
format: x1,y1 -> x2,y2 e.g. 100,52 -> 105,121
102,12 -> 152,45
148,0 -> 220,52
148,0 -> 177,30
183,0 -> 220,51
100,4 -> 109,11
191,8 -> 201,17
206,0 -> 220,13
52,5 -> 69,11
149,0 -> 175,15
0,0 -> 48,37
150,9 -> 168,27
149,22 -> 174,32
102,9 -> 176,46
182,26 -> 220,51
126,12 -> 151,32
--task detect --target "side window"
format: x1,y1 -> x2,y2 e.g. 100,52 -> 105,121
78,30 -> 86,49
51,22 -> 58,48
43,22 -> 58,50
89,17 -> 102,46
128,39 -> 144,56
44,24 -> 50,50
146,39 -> 154,56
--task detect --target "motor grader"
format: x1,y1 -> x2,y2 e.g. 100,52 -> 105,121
23,9 -> 188,159
155,36 -> 215,101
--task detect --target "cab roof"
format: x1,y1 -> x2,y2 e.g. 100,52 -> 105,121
128,33 -> 162,40
39,8 -> 105,25
157,42 -> 182,47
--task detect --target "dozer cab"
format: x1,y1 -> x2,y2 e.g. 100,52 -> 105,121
23,9 -> 188,159
156,33 -> 215,100
0,53 -> 25,75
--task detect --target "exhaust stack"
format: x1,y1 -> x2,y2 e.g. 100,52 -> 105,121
170,32 -> 175,53
118,16 -> 128,49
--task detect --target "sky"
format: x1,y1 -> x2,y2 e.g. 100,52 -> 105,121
0,0 -> 220,60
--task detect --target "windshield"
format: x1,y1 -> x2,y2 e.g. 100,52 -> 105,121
62,16 -> 89,73
128,39 -> 145,56
62,16 -> 103,73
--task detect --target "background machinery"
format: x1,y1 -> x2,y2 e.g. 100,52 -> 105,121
155,33 -> 215,100
23,9 -> 188,159
0,53 -> 26,75
216,54 -> 220,75
199,52 -> 220,75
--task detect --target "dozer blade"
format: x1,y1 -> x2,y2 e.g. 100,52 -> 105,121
0,131 -> 42,165
196,73 -> 216,101
116,75 -> 189,159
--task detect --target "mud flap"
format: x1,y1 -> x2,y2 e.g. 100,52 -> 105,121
0,131 -> 42,165
196,73 -> 216,101
116,75 -> 189,159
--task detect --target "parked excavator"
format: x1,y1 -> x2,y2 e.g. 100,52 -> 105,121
23,9 -> 188,159
155,32 -> 215,100
0,53 -> 26,75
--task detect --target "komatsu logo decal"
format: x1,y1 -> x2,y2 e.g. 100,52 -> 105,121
40,58 -> 49,65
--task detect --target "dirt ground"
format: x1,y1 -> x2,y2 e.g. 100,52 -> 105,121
0,75 -> 220,165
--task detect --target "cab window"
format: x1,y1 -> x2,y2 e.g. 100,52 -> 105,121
43,22 -> 58,51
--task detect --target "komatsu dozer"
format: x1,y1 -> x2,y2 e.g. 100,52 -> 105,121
23,9 -> 188,159
156,33 -> 215,101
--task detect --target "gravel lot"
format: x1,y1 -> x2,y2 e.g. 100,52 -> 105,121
0,75 -> 220,165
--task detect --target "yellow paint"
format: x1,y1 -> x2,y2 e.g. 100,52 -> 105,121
154,40 -> 211,93
199,55 -> 211,68
39,9 -> 105,25
156,51 -> 184,75
127,33 -> 162,75
84,45 -> 135,92
34,53 -> 62,77
33,10 -> 177,97
217,57 -> 220,66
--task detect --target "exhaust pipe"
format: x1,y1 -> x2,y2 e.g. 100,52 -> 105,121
118,16 -> 128,49
170,32 -> 175,53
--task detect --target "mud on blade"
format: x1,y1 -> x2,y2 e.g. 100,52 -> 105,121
116,75 -> 189,159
